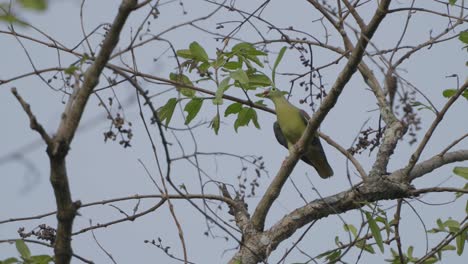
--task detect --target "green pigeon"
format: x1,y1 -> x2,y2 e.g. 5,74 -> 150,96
263,87 -> 334,178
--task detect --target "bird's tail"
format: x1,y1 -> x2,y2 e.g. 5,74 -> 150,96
313,157 -> 334,179
303,139 -> 334,178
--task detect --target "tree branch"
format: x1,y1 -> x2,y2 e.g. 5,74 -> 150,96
391,149 -> 468,182
43,1 -> 137,263
264,149 -> 468,254
11,87 -> 52,145
405,81 -> 468,178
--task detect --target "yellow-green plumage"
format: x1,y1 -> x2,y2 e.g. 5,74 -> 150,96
265,88 -> 334,178
274,98 -> 307,146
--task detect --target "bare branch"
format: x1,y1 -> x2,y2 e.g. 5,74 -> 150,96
439,133 -> 468,156
10,87 -> 52,145
405,82 -> 468,178
411,187 -> 468,195
319,132 -> 367,179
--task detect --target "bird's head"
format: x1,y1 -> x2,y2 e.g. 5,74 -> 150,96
259,87 -> 287,100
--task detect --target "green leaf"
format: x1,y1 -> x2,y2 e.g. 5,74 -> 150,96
441,245 -> 456,251
180,88 -> 195,98
15,240 -> 30,259
64,65 -> 79,75
456,226 -> 466,255
376,216 -> 391,238
423,257 -> 439,264
18,0 -> 47,11
157,98 -> 178,127
325,249 -> 341,262
80,53 -> 90,64
442,89 -> 457,98
366,212 -> 384,253
0,12 -> 27,25
334,236 -> 341,246
169,73 -> 195,97
225,102 -> 242,117
344,224 -> 358,238
437,218 -> 447,232
442,89 -> 468,100
248,74 -> 272,87
449,0 -> 458,6
1,257 -> 19,264
231,42 -> 266,56
459,31 -> 468,44
233,107 -> 259,131
234,107 -> 250,132
198,61 -> 210,73
454,167 -> 468,180
456,183 -> 468,198
176,49 -> 194,59
223,61 -> 242,70
244,54 -> 264,67
210,113 -> 220,135
254,100 -> 267,107
30,255 -> 53,264
411,101 -> 436,114
444,219 -> 460,232
407,245 -> 414,259
249,108 -> 260,129
231,42 -> 255,53
230,69 -> 249,85
213,77 -> 230,105
355,241 -> 375,254
184,98 -> 203,125
272,46 -> 287,85
189,41 -> 209,62
211,55 -> 225,69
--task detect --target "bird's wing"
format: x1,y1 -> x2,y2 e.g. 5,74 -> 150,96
298,109 -> 323,149
273,109 -> 315,150
273,108 -> 333,178
299,110 -> 334,178
299,109 -> 311,122
273,121 -> 288,149
298,109 -> 323,151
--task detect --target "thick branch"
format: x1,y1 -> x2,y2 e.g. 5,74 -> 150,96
391,149 -> 468,182
266,150 -> 468,252
357,62 -> 405,178
46,1 -> 137,263
250,150 -> 302,230
266,179 -> 409,252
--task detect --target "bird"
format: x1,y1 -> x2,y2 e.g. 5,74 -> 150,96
263,87 -> 334,178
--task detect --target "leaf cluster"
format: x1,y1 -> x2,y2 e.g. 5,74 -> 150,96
158,42 -> 285,134
0,240 -> 53,264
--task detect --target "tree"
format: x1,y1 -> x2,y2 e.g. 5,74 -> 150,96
1,0 -> 467,263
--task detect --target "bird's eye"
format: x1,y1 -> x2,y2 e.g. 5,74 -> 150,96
272,87 -> 277,91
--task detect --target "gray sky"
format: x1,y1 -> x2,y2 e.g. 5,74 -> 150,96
1,0 -> 467,263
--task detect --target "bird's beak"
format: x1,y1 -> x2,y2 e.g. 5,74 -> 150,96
255,88 -> 270,98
